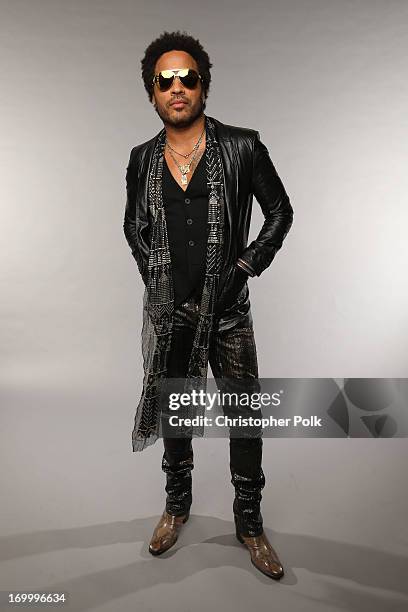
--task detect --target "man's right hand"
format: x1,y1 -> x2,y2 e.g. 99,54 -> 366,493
215,264 -> 249,315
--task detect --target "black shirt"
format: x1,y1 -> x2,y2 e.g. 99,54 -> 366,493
162,149 -> 209,307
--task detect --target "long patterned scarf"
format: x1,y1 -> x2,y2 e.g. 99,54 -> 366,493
132,115 -> 225,452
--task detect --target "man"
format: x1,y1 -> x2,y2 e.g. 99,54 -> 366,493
123,30 -> 293,580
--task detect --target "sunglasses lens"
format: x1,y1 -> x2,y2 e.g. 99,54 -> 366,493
180,70 -> 199,89
158,73 -> 174,91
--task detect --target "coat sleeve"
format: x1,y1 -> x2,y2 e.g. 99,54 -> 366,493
238,132 -> 294,277
123,146 -> 148,283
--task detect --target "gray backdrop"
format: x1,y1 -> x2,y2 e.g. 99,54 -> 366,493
1,1 -> 407,611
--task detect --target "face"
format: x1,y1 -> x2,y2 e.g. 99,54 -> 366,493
152,50 -> 205,129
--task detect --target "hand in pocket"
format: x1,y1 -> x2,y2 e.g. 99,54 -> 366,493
216,264 -> 249,314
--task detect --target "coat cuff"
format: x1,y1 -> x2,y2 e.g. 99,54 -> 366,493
238,242 -> 280,277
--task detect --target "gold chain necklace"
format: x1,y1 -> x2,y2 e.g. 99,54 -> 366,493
166,141 -> 196,159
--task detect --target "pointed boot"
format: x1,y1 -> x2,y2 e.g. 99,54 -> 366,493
149,510 -> 190,556
234,514 -> 284,580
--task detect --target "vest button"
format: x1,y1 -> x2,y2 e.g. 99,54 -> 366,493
185,198 -> 191,204
188,240 -> 195,246
186,218 -> 193,225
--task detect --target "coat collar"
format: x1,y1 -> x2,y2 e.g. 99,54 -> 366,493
140,114 -> 236,206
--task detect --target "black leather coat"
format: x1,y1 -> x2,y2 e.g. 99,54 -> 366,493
124,114 -> 294,331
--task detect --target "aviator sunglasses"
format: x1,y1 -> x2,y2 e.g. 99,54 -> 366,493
152,68 -> 202,92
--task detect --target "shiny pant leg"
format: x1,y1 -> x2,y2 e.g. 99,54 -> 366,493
208,320 -> 265,538
161,300 -> 197,517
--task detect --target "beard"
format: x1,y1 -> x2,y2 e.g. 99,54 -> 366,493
154,96 -> 206,129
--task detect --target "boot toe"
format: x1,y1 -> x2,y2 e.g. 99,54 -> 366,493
261,559 -> 284,579
149,532 -> 177,555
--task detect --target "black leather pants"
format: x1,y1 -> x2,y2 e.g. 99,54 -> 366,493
161,292 -> 265,537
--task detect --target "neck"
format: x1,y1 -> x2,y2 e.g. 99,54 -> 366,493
164,113 -> 206,148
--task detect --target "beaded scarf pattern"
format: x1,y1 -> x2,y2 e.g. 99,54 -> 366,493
132,115 -> 225,452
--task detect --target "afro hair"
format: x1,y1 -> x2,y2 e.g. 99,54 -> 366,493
141,30 -> 213,103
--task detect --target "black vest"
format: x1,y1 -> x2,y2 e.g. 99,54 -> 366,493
162,151 -> 209,307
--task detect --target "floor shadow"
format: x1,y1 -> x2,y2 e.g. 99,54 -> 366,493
1,514 -> 407,611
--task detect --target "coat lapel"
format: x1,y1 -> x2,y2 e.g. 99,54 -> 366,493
210,117 -> 236,291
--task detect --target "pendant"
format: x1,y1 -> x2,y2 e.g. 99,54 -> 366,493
180,164 -> 190,174
181,173 -> 188,186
